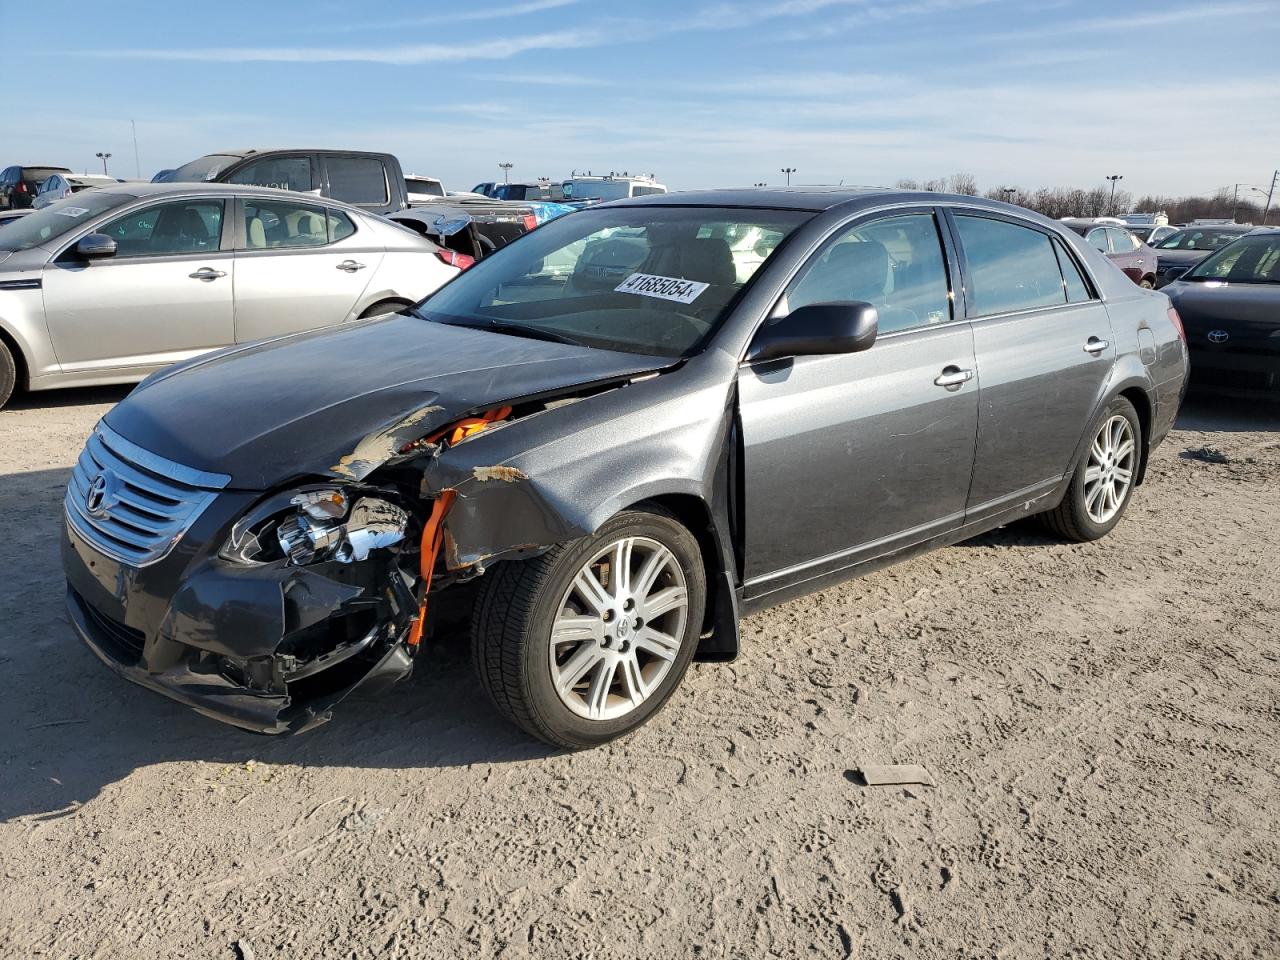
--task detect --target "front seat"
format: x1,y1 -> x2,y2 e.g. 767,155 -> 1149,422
150,205 -> 210,253
679,237 -> 736,286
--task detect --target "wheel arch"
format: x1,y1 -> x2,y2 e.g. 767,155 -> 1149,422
0,320 -> 31,391
1117,384 -> 1153,485
617,492 -> 741,662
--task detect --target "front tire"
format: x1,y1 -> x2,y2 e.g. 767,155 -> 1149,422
1041,396 -> 1142,542
471,507 -> 706,749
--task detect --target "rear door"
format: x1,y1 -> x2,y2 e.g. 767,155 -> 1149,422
738,208 -> 979,596
231,195 -> 384,342
1107,227 -> 1145,283
41,197 -> 234,372
947,210 -> 1115,521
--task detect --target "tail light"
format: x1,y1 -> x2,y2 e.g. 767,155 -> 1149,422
62,188 -> 72,199
1167,306 -> 1186,343
522,213 -> 538,232
15,183 -> 26,194
435,248 -> 475,271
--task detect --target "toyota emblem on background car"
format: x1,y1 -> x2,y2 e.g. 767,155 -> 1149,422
1207,330 -> 1230,343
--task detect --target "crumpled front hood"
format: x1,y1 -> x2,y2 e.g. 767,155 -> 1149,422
104,315 -> 666,489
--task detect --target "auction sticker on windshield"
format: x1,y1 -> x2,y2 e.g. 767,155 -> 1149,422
55,207 -> 91,218
615,273 -> 709,304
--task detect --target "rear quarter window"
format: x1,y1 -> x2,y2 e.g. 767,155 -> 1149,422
325,156 -> 390,206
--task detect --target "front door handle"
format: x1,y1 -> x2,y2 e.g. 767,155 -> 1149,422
1136,258 -> 1144,265
1083,337 -> 1109,355
934,365 -> 974,388
188,267 -> 226,281
336,260 -> 366,273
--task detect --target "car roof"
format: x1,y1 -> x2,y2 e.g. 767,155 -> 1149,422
83,181 -> 374,212
1171,223 -> 1254,231
614,186 -> 1046,216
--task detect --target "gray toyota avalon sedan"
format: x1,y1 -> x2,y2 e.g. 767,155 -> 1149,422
62,188 -> 1189,748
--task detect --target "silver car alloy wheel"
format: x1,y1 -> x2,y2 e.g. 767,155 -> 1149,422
549,535 -> 689,721
1084,414 -> 1136,524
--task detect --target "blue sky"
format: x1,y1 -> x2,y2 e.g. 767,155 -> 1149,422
5,0 -> 1278,197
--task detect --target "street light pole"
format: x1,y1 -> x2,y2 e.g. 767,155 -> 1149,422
1105,174 -> 1123,216
1263,169 -> 1279,225
780,167 -> 796,186
1001,187 -> 1017,202
95,152 -> 112,176
498,161 -> 513,184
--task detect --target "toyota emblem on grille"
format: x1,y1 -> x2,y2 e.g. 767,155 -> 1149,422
85,470 -> 117,518
1207,330 -> 1229,343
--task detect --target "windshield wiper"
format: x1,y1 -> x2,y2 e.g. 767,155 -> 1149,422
433,317 -> 589,347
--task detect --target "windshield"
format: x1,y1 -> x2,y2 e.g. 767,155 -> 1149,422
564,181 -> 637,202
415,205 -> 809,358
1185,234 -> 1280,283
0,192 -> 134,252
406,177 -> 444,197
1155,228 -> 1244,251
169,154 -> 242,183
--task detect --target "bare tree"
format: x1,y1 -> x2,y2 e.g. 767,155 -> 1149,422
947,172 -> 979,196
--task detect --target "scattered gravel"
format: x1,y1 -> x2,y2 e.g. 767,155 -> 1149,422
1,387 -> 1276,958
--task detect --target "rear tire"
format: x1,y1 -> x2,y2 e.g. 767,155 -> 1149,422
0,340 -> 17,410
1041,396 -> 1142,542
1140,277 -> 1154,289
471,507 -> 706,749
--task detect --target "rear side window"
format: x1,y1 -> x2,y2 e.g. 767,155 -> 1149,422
1084,228 -> 1109,253
954,215 -> 1067,316
325,156 -> 389,206
1053,238 -> 1093,303
327,209 -> 356,242
227,155 -> 313,192
243,199 -> 330,249
1108,228 -> 1138,253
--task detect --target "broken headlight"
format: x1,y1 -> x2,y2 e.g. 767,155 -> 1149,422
276,490 -> 409,566
222,488 -> 409,566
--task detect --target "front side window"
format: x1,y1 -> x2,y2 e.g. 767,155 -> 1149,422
788,212 -> 952,334
242,199 -> 330,249
98,199 -> 225,257
417,206 -> 810,358
324,156 -> 389,206
954,215 -> 1069,316
227,155 -> 313,192
1185,234 -> 1280,284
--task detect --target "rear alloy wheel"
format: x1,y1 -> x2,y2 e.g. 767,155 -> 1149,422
1140,277 -> 1154,289
471,508 -> 705,748
1041,396 -> 1141,542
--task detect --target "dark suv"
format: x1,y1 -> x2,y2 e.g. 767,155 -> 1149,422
0,165 -> 72,210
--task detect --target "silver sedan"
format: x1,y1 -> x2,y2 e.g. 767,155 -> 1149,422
0,182 -> 460,408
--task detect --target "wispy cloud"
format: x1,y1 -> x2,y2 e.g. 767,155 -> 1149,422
300,0 -> 581,33
94,29 -> 605,64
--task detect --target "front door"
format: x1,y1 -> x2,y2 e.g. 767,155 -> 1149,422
41,197 -> 234,373
947,212 -> 1116,518
738,209 -> 979,598
232,197 -> 383,343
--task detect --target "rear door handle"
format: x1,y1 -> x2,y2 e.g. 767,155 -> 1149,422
1083,337 -> 1109,355
336,260 -> 366,273
934,366 -> 974,388
1136,258 -> 1144,265
188,267 -> 226,281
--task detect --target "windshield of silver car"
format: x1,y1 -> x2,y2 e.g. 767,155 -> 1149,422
415,206 -> 809,357
0,193 -> 135,252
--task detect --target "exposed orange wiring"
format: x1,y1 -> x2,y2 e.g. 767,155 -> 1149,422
404,406 -> 512,649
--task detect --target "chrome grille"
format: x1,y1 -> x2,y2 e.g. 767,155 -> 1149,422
64,423 -> 231,566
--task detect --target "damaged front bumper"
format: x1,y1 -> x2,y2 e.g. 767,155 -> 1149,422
62,501 -> 420,735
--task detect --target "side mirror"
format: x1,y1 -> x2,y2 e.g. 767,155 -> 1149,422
76,234 -> 117,260
747,301 -> 879,363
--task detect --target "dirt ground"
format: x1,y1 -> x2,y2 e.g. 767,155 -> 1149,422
1,386 -> 1276,959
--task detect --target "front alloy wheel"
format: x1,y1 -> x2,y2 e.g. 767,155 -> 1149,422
472,507 -> 706,749
550,536 -> 689,721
